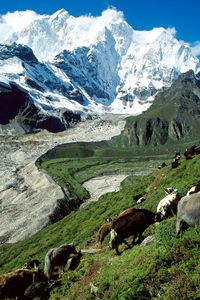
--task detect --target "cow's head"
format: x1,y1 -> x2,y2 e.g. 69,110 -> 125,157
68,243 -> 77,255
109,229 -> 118,249
154,212 -> 163,222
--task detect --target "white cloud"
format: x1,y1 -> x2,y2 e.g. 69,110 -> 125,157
64,8 -> 124,49
101,7 -> 124,23
190,42 -> 200,57
0,8 -> 124,46
0,10 -> 43,43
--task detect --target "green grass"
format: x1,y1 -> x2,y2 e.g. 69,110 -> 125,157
37,142 -> 171,201
1,153 -> 200,299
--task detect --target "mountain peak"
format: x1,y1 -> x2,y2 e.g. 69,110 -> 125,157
49,8 -> 69,21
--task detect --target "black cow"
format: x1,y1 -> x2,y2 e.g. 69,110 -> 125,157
44,243 -> 77,279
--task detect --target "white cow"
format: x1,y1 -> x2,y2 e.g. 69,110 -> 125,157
157,188 -> 180,219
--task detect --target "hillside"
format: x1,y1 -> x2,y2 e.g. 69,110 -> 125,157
113,70 -> 200,147
0,153 -> 200,299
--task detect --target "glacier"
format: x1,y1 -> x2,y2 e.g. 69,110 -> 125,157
0,8 -> 199,117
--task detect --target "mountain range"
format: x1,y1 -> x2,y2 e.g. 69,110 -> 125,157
0,8 -> 200,133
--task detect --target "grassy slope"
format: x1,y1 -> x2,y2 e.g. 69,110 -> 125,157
37,142 -> 171,201
0,155 -> 200,299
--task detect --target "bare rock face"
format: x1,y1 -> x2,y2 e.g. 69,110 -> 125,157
0,116 -> 126,243
0,162 -> 64,243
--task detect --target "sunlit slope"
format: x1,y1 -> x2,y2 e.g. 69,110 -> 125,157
0,154 -> 200,299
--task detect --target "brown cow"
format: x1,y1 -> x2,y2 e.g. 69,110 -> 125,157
194,147 -> 200,155
184,145 -> 197,160
109,209 -> 160,255
0,269 -> 47,300
96,207 -> 136,245
171,158 -> 180,168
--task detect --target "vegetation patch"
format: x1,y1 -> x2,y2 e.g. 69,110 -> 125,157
37,141 -> 171,201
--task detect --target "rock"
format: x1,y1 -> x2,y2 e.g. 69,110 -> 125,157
140,235 -> 155,246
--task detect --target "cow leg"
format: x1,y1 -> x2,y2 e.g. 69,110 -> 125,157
122,239 -> 130,248
58,265 -> 65,277
131,235 -> 138,245
176,218 -> 184,237
137,233 -> 144,243
115,245 -> 121,255
176,219 -> 189,237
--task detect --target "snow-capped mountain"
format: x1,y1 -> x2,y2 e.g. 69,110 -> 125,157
0,8 -> 199,125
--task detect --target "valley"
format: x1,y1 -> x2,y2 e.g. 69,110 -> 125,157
0,114 -> 126,243
1,69 -> 200,300
1,95 -> 200,299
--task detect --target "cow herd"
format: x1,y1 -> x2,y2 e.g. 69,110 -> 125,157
158,144 -> 200,170
97,181 -> 200,255
172,144 -> 200,167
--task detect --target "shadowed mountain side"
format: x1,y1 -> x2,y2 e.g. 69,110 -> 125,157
0,83 -> 81,134
112,70 -> 200,147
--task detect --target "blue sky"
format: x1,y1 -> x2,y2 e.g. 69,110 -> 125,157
0,0 -> 199,44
